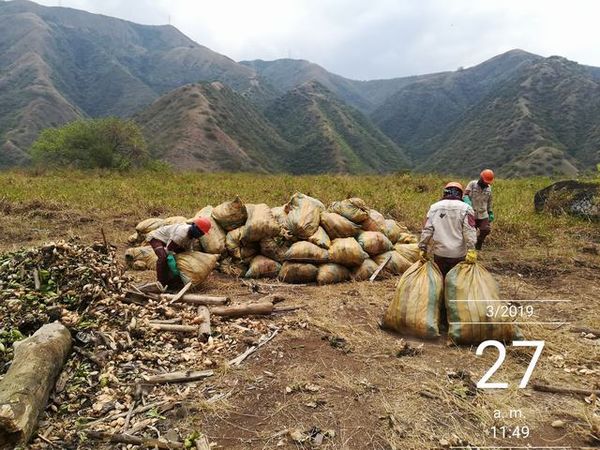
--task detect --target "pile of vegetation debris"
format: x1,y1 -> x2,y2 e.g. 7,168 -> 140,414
0,240 -> 296,449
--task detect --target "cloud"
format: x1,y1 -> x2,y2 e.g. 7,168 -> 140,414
34,0 -> 600,79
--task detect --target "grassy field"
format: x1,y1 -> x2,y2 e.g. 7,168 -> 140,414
0,169 -> 597,253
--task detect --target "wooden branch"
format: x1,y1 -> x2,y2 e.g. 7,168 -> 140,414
211,301 -> 273,318
85,430 -> 184,449
147,323 -> 200,333
532,382 -> 600,396
0,322 -> 72,447
160,293 -> 229,306
142,370 -> 214,385
149,318 -> 183,325
168,282 -> 193,305
100,227 -> 109,251
228,329 -> 279,367
370,253 -> 392,282
197,306 -> 211,343
569,326 -> 600,337
273,305 -> 303,313
196,434 -> 210,450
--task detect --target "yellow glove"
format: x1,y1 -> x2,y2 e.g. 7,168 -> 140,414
465,249 -> 477,264
419,249 -> 430,262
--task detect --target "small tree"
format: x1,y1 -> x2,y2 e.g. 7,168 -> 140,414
31,118 -> 149,169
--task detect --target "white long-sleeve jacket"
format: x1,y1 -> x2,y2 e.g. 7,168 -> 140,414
419,199 -> 477,258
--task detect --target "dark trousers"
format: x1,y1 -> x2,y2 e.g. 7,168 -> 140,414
434,255 -> 465,278
149,238 -> 183,290
475,218 -> 491,249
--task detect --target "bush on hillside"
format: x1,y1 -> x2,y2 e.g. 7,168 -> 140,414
31,118 -> 149,169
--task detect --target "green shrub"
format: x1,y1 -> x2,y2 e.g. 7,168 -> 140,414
31,118 -> 149,170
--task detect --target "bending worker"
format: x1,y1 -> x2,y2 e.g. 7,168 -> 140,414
418,182 -> 477,277
463,169 -> 494,250
147,218 -> 211,288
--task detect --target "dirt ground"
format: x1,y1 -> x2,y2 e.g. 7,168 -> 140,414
1,206 -> 599,450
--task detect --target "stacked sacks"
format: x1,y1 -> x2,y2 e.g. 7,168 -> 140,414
125,193 -> 419,285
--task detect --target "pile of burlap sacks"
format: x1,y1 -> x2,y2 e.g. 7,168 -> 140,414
125,193 -> 421,286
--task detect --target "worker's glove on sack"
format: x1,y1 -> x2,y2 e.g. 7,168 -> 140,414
419,249 -> 430,262
488,211 -> 495,222
465,249 -> 477,264
463,196 -> 472,207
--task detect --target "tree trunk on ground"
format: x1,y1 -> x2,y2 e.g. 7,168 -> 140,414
211,302 -> 274,318
0,322 -> 72,448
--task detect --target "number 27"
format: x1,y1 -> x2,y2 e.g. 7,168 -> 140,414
476,340 -> 544,389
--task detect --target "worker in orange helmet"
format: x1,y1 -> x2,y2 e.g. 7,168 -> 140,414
419,181 -> 477,277
463,169 -> 495,250
147,218 -> 211,289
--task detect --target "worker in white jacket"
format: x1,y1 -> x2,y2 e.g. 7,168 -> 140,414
418,182 -> 478,276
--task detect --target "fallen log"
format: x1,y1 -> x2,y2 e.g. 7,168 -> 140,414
160,293 -> 229,306
147,323 -> 200,334
532,382 -> 600,397
85,430 -> 183,449
142,370 -> 214,385
197,306 -> 211,343
149,318 -> 183,325
569,326 -> 600,337
211,301 -> 274,318
0,322 -> 72,448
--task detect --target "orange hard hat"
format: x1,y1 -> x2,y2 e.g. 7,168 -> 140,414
444,181 -> 464,192
193,217 -> 212,235
480,169 -> 495,184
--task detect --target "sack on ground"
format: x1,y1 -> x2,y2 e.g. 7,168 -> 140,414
357,231 -> 393,256
127,232 -> 141,245
175,251 -> 219,286
212,196 -> 248,231
308,226 -> 331,249
383,261 -> 444,338
373,251 -> 412,276
271,206 -> 288,230
361,209 -> 387,233
396,232 -> 418,244
194,206 -> 227,255
285,241 -> 329,263
320,212 -> 360,239
351,258 -> 379,281
219,257 -> 248,278
329,198 -> 369,223
279,262 -> 319,283
242,203 -> 280,243
245,255 -> 281,279
136,218 -> 166,235
445,263 -> 523,345
226,227 -> 259,260
163,216 -> 188,226
125,246 -> 157,270
317,263 -> 351,285
394,243 -> 420,264
285,193 -> 325,239
328,238 -> 369,267
259,237 -> 290,263
384,219 -> 408,244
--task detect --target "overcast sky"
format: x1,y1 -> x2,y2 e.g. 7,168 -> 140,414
35,0 -> 600,80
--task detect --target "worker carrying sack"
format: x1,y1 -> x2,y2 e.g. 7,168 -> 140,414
212,196 -> 248,231
193,206 -> 226,255
445,262 -> 523,345
320,212 -> 360,239
383,260 -> 444,339
174,251 -> 219,286
329,198 -> 369,223
285,193 -> 325,239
